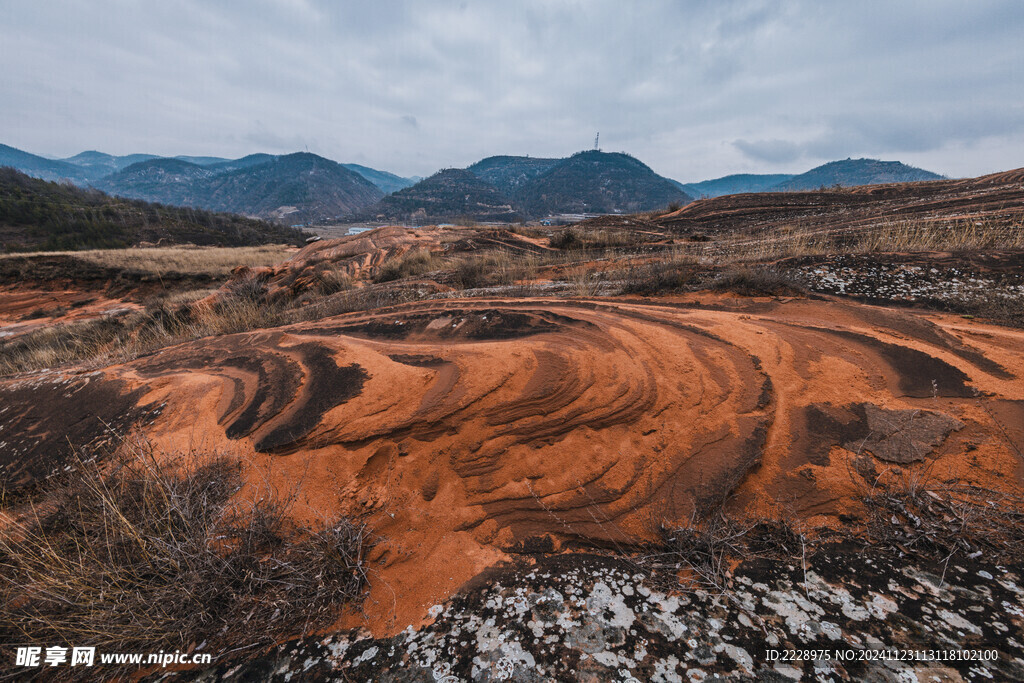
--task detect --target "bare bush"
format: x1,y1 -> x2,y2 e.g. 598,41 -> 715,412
620,261 -> 697,295
0,442 -> 372,654
711,267 -> 806,297
863,475 -> 1024,564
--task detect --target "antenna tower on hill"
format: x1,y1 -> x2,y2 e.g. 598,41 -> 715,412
594,132 -> 600,151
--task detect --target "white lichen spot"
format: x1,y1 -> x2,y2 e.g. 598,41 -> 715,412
936,609 -> 982,636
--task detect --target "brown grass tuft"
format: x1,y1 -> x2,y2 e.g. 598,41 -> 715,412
0,439 -> 372,655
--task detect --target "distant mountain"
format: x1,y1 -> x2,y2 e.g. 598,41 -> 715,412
0,144 -> 89,183
358,168 -> 519,224
174,155 -> 231,166
513,151 -> 692,217
770,159 -> 943,191
100,153 -> 383,224
676,174 -> 795,198
342,163 -> 416,194
207,154 -> 278,173
97,158 -> 216,206
0,167 -> 305,252
60,151 -> 161,179
466,155 -> 561,196
197,153 -> 383,223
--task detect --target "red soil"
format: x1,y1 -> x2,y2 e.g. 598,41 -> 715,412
9,293 -> 1013,636
0,285 -> 141,340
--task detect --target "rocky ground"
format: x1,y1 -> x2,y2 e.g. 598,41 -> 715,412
177,545 -> 1024,682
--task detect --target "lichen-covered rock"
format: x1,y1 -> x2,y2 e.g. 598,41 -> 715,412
176,545 -> 1024,682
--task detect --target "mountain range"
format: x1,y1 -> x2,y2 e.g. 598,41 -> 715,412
676,174 -> 796,198
95,153 -> 384,224
1,144 -> 411,223
768,158 -> 942,190
677,159 -> 942,197
2,142 -> 948,224
358,168 -> 521,223
358,152 -> 692,223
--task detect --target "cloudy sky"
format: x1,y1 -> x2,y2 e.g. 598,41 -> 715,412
1,0 -> 1021,181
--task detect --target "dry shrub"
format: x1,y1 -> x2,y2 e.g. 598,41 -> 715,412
374,249 -> 446,283
453,250 -> 538,290
0,442 -> 372,654
549,228 -> 584,250
0,245 -> 294,279
550,227 -> 650,251
944,289 -> 1024,329
0,285 -> 289,376
620,261 -> 697,295
863,474 -> 1024,564
643,514 -> 803,591
711,266 -> 806,297
310,267 -> 354,295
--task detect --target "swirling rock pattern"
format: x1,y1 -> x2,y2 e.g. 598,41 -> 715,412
6,294 -> 1023,634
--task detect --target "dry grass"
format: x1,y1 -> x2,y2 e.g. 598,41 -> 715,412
672,216 -> 1024,265
0,438 -> 372,654
619,260 -> 697,295
0,288 -> 289,376
452,250 -> 541,289
550,227 -> 655,251
373,249 -> 448,283
710,266 -> 806,296
863,472 -> 1024,565
641,514 -> 804,592
0,245 -> 296,278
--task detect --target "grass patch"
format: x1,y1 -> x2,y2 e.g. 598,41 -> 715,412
620,260 -> 697,295
711,266 -> 806,296
550,226 -> 656,251
373,249 -> 447,283
0,245 -> 295,279
670,216 -> 1024,265
0,285 -> 289,376
0,441 -> 372,654
452,250 -> 539,289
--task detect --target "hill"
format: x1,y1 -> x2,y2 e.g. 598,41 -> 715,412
174,155 -> 231,166
513,150 -> 692,217
657,167 -> 1024,238
3,145 -> 409,220
197,153 -> 383,223
60,151 -> 161,179
770,158 -> 943,191
466,155 -> 561,196
0,144 -> 90,183
0,167 -> 305,251
206,154 -> 278,174
97,158 -> 216,206
357,168 -> 519,223
100,153 -> 383,224
676,173 -> 795,198
342,163 -> 416,195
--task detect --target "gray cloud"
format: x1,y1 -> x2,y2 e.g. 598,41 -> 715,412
0,0 -> 1021,180
733,139 -> 802,164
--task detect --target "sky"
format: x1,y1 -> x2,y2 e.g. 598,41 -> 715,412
1,0 -> 1022,181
